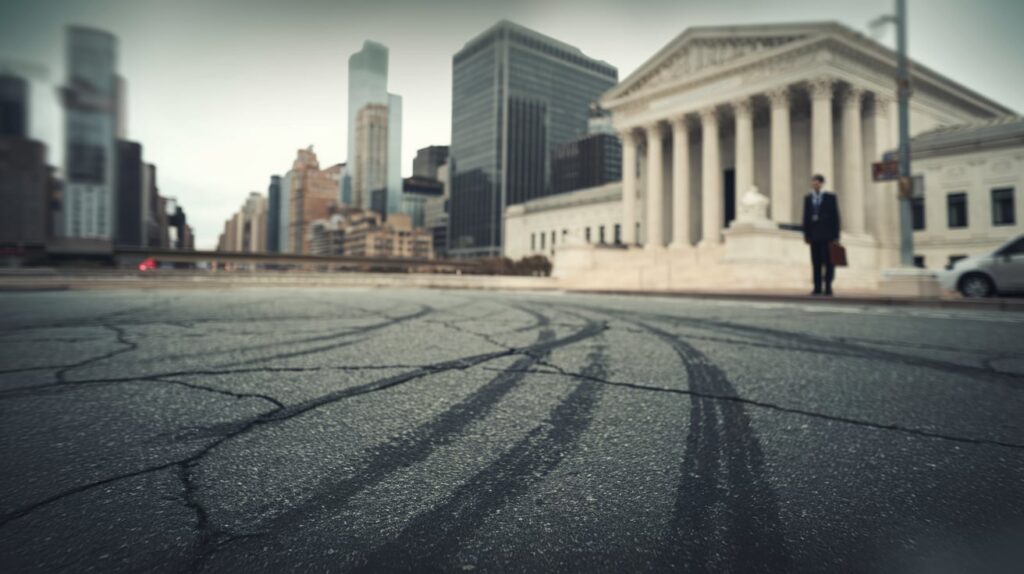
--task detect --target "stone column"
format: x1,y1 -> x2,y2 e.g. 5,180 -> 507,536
842,86 -> 866,235
620,129 -> 637,245
699,107 -> 721,245
809,77 -> 835,185
670,116 -> 690,247
768,86 -> 792,223
645,122 -> 664,248
734,97 -> 754,197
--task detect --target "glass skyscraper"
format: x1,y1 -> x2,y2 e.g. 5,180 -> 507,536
63,26 -> 118,240
448,21 -> 617,258
345,41 -> 402,215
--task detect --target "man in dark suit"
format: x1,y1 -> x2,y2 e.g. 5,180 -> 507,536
802,174 -> 841,296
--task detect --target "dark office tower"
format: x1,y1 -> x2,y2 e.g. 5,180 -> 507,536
448,21 -> 617,257
267,175 -> 281,252
0,138 -> 48,245
114,140 -> 143,246
413,145 -> 449,180
0,75 -> 28,138
551,133 -> 622,194
62,26 -> 118,240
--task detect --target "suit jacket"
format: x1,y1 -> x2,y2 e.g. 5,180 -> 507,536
802,191 -> 841,243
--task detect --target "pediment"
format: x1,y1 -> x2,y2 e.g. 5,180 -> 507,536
610,28 -> 820,102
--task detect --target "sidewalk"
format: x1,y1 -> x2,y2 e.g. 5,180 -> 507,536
1,269 -> 1021,312
575,287 -> 1024,312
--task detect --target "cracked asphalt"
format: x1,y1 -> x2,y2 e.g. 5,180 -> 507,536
1,288 -> 1023,573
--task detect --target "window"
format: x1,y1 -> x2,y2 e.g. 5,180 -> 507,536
614,224 -> 621,245
562,229 -> 568,240
911,197 -> 925,230
551,231 -> 555,247
992,188 -> 1015,226
947,193 -> 968,228
540,232 -> 545,249
530,233 -> 535,251
913,255 -> 925,268
585,227 -> 591,243
599,225 -> 606,244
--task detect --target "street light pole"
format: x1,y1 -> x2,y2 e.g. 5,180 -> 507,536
895,0 -> 915,267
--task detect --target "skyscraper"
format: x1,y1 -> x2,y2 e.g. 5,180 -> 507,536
448,21 -> 617,257
266,175 -> 281,252
345,41 -> 401,214
284,147 -> 342,254
0,75 -> 28,138
355,103 -> 389,212
413,145 -> 449,180
114,140 -> 143,247
62,26 -> 119,240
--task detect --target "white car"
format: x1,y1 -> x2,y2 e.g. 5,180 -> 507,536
939,235 -> 1024,297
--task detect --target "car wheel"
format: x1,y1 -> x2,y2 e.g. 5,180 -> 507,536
959,273 -> 995,298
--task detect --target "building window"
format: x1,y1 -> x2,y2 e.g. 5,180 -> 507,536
947,192 -> 968,228
599,225 -> 606,244
540,232 -> 545,250
614,224 -> 621,245
562,229 -> 568,240
585,227 -> 591,243
551,230 -> 556,247
531,233 -> 535,251
911,197 -> 925,230
913,255 -> 925,268
992,188 -> 1015,226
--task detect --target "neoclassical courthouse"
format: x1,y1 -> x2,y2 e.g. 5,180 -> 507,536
505,22 -> 1022,291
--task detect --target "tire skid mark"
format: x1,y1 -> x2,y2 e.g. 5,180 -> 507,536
353,343 -> 610,571
208,311 -> 605,548
645,312 -> 1024,386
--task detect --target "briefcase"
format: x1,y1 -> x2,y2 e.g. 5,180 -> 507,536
829,241 -> 848,267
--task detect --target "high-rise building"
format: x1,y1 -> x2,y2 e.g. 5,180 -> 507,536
448,21 -> 617,257
62,26 -> 119,240
114,140 -> 143,247
284,147 -> 342,254
0,75 -> 28,138
217,192 -> 266,253
413,145 -> 449,180
0,137 -> 49,246
278,171 -> 292,252
345,41 -> 402,214
424,163 -> 450,259
266,175 -> 281,252
354,103 -> 389,212
551,132 -> 621,195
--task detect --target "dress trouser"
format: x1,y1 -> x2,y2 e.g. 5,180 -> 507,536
809,240 -> 834,292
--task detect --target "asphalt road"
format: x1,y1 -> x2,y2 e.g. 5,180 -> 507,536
1,288 -> 1023,573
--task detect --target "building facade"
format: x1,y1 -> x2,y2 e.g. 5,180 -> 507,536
0,137 -> 49,246
448,20 -> 618,258
284,147 -> 342,254
425,163 -> 450,258
552,133 -> 622,195
218,192 -> 267,253
62,26 -> 119,240
906,117 -> 1023,269
413,145 -> 449,179
0,74 -> 28,138
266,175 -> 281,252
345,41 -> 402,214
354,103 -> 389,212
114,140 -> 143,247
505,182 -> 622,260
534,22 -> 1014,292
309,209 -> 433,259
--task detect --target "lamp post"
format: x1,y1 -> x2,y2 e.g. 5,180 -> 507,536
872,0 -> 914,267
895,0 -> 914,267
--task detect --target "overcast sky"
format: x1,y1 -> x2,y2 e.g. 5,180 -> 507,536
1,0 -> 1021,248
